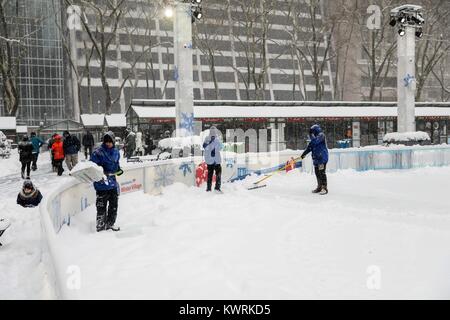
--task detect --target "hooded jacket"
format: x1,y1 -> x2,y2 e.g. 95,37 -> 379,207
125,130 -> 136,151
18,138 -> 33,163
301,125 -> 329,166
63,133 -> 81,155
203,127 -> 222,165
51,135 -> 65,160
82,132 -> 95,147
90,132 -> 121,191
30,136 -> 44,154
17,181 -> 43,208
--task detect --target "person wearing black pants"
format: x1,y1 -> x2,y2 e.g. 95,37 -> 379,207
207,164 -> 221,192
90,132 -> 123,232
203,126 -> 222,192
301,124 -> 329,195
95,189 -> 118,230
18,135 -> 33,179
30,132 -> 44,171
314,163 -> 327,193
82,130 -> 95,159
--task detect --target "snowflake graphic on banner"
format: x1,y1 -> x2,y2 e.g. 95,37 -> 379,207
154,165 -> 176,188
180,112 -> 194,134
179,162 -> 193,177
403,74 -> 415,87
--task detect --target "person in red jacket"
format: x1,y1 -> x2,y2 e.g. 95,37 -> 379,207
51,134 -> 65,176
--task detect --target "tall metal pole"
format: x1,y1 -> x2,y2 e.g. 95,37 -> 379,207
69,21 -> 80,122
173,2 -> 194,137
397,27 -> 416,133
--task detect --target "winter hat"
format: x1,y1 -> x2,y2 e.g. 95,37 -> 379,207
23,180 -> 34,190
30,132 -> 36,137
103,131 -> 115,144
310,124 -> 322,135
209,126 -> 217,137
20,180 -> 37,198
63,130 -> 70,136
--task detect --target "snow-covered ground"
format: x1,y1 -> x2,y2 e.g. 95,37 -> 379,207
58,166 -> 450,299
2,148 -> 450,299
0,150 -> 64,299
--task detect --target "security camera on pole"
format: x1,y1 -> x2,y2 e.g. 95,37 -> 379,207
389,5 -> 425,133
166,0 -> 203,138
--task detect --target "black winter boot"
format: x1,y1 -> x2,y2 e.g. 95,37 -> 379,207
311,186 -> 321,194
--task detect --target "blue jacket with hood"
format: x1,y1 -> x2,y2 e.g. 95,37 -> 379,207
301,124 -> 329,166
90,132 -> 121,191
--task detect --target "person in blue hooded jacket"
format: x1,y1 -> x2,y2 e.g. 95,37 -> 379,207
301,124 -> 329,195
203,126 -> 222,192
90,131 -> 123,232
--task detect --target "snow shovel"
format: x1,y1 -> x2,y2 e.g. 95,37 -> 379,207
248,156 -> 302,190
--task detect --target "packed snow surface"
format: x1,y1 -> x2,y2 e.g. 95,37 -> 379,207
0,150 -> 60,299
2,148 -> 450,299
58,166 -> 450,299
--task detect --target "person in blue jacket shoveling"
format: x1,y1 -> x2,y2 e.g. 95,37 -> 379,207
90,131 -> 123,232
203,126 -> 223,193
301,124 -> 329,195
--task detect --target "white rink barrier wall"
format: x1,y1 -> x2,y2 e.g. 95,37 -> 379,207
40,144 -> 450,299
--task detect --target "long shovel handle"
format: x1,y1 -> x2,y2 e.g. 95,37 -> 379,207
252,156 -> 303,185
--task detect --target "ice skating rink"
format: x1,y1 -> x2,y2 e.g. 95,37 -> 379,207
56,166 -> 450,299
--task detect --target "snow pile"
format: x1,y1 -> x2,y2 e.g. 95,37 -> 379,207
55,166 -> 450,299
70,161 -> 105,183
383,131 -> 430,143
0,151 -> 60,299
0,149 -> 22,176
0,131 -> 11,158
158,136 -> 203,149
158,130 -> 225,150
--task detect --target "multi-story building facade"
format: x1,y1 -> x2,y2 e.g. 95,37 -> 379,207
0,0 -> 67,126
69,0 -> 335,116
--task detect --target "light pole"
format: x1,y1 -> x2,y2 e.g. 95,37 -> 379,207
166,0 -> 203,137
67,5 -> 82,123
389,5 -> 425,133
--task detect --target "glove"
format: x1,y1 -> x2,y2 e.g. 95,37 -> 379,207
300,154 -> 305,160
115,168 -> 124,176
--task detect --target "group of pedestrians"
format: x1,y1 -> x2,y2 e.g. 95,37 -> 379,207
18,130 -> 94,172
15,130 -> 95,208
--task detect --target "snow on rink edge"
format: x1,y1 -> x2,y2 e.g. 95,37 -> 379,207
55,167 -> 450,299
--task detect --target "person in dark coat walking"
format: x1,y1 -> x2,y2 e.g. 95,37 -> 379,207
123,128 -> 136,159
30,132 -> 44,171
301,124 -> 329,195
63,130 -> 81,171
82,130 -> 95,159
18,135 -> 34,179
90,131 -> 123,232
17,180 -> 43,208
